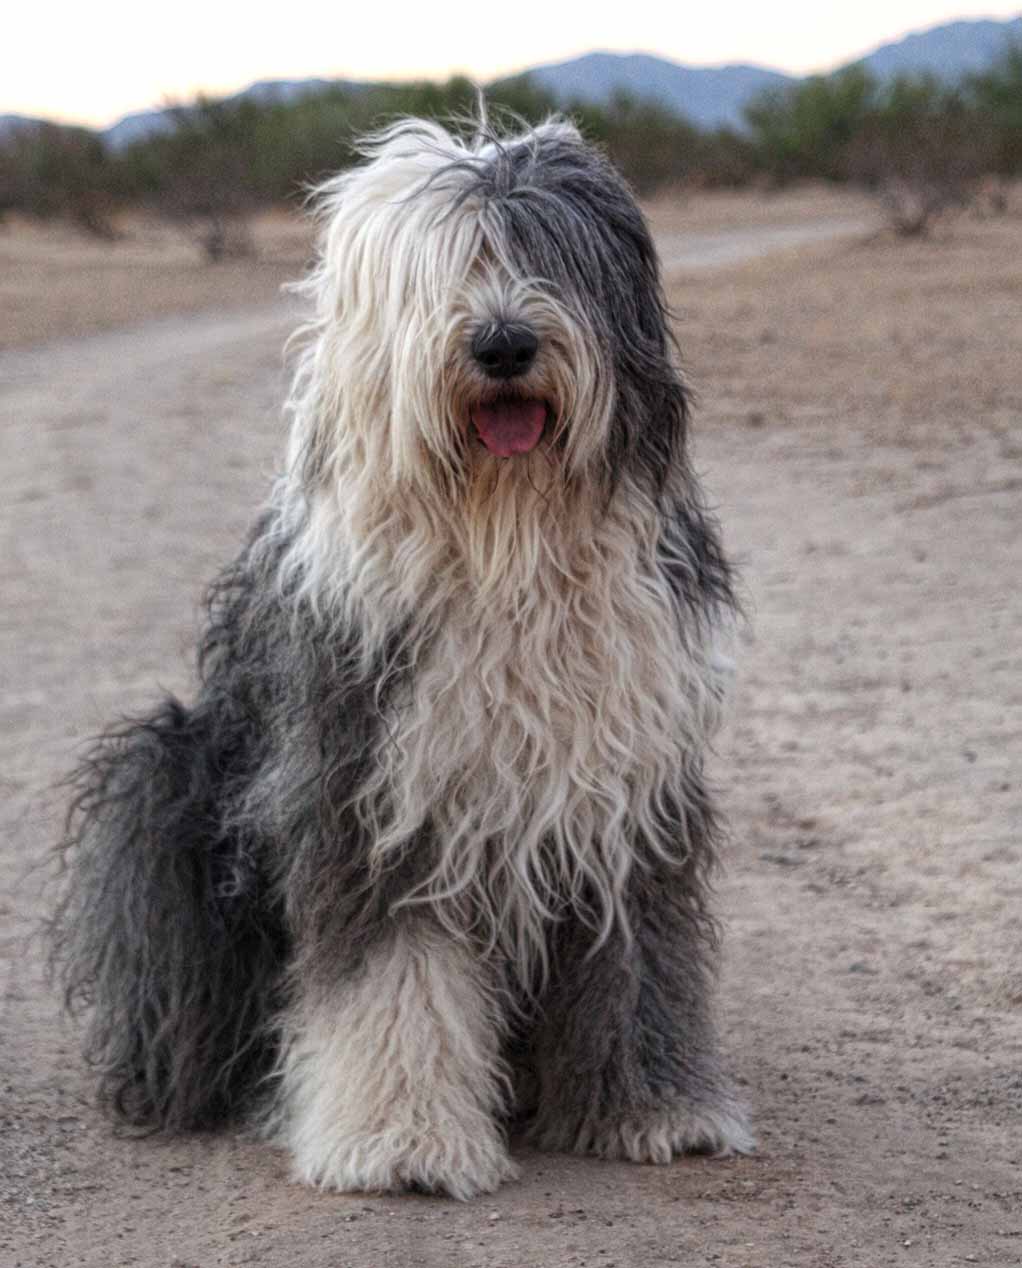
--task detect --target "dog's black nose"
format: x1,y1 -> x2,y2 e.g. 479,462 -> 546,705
471,323 -> 539,380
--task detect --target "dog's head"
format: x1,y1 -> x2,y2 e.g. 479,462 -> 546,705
289,116 -> 689,512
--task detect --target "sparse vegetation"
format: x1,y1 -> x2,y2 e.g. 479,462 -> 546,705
0,76 -> 750,254
847,77 -> 990,236
2,48 -> 1019,252
965,41 -> 1022,181
744,66 -> 875,185
0,121 -> 120,237
743,59 -> 1018,236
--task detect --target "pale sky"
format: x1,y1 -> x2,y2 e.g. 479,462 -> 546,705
5,1 -> 1020,127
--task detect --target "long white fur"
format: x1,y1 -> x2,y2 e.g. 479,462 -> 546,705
277,922 -> 517,1198
276,120 -> 724,984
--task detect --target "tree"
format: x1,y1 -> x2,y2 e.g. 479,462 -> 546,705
137,98 -> 267,260
568,91 -> 704,194
744,66 -> 876,184
0,122 -> 119,237
848,76 -> 992,236
966,41 -> 1022,178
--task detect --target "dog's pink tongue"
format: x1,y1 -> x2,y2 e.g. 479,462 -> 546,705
472,399 -> 546,456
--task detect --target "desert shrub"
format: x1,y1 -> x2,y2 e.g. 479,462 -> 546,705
0,122 -> 119,237
687,128 -> 761,188
965,41 -> 1022,177
744,66 -> 876,184
126,98 -> 268,259
550,91 -> 700,194
744,65 -> 997,234
5,54 -> 1014,248
848,76 -> 992,235
0,76 -> 754,245
106,78 -> 558,255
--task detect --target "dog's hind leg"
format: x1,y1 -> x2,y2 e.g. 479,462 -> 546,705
526,851 -> 754,1163
275,918 -> 518,1199
52,697 -> 284,1131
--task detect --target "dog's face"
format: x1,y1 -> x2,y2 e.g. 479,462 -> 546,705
293,118 -> 688,507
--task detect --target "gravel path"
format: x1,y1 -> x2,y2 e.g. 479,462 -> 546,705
658,217 -> 873,272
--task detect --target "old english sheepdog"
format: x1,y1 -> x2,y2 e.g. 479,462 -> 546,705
53,115 -> 753,1198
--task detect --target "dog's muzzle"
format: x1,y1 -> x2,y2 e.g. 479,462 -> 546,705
469,322 -> 548,457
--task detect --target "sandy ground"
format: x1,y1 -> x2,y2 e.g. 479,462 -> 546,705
0,211 -> 310,350
1,191 -> 1020,1267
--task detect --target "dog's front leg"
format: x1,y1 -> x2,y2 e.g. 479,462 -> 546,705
527,859 -> 754,1163
276,918 -> 517,1199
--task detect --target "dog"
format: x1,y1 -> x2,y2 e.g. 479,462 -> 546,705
52,114 -> 753,1199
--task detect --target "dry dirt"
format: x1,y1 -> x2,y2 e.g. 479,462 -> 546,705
1,190 -> 1020,1268
0,211 -> 311,350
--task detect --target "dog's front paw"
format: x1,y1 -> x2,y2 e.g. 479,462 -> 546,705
529,1097 -> 754,1164
292,1122 -> 519,1200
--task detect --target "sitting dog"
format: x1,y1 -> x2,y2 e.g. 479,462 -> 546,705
53,115 -> 753,1199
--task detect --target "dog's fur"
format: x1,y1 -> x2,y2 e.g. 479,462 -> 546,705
52,115 -> 753,1198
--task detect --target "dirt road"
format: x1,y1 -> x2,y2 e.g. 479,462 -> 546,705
658,216 -> 872,271
2,208 -> 1020,1267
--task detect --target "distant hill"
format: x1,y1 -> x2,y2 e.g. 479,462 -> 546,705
517,51 -> 793,131
102,109 -> 179,151
102,79 -> 370,151
1,112 -> 54,136
518,16 -> 1022,128
853,15 -> 1022,79
5,13 -> 1021,144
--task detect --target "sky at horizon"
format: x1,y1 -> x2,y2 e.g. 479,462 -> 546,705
5,2 -> 1020,128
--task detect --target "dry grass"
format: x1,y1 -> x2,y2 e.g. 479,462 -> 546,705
671,208 -> 1022,435
5,184 -> 1016,371
644,181 -> 878,235
0,210 -> 312,349
0,187 -> 882,350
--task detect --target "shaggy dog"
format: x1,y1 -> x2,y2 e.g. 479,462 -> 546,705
53,116 -> 753,1199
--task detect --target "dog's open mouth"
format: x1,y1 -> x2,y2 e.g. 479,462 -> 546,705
470,397 -> 549,457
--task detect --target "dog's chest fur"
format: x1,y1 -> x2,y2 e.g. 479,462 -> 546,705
349,489 -> 720,966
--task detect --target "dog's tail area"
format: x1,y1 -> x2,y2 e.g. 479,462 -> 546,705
50,696 -> 285,1132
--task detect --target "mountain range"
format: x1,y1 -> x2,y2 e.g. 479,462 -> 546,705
519,16 -> 1022,130
3,13 -> 1020,145
517,53 -> 791,131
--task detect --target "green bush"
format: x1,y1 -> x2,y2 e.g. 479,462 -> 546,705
743,66 -> 876,184
966,41 -> 1022,176
741,64 -> 999,233
848,75 -> 992,234
2,56 -> 1015,247
0,121 -> 119,236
